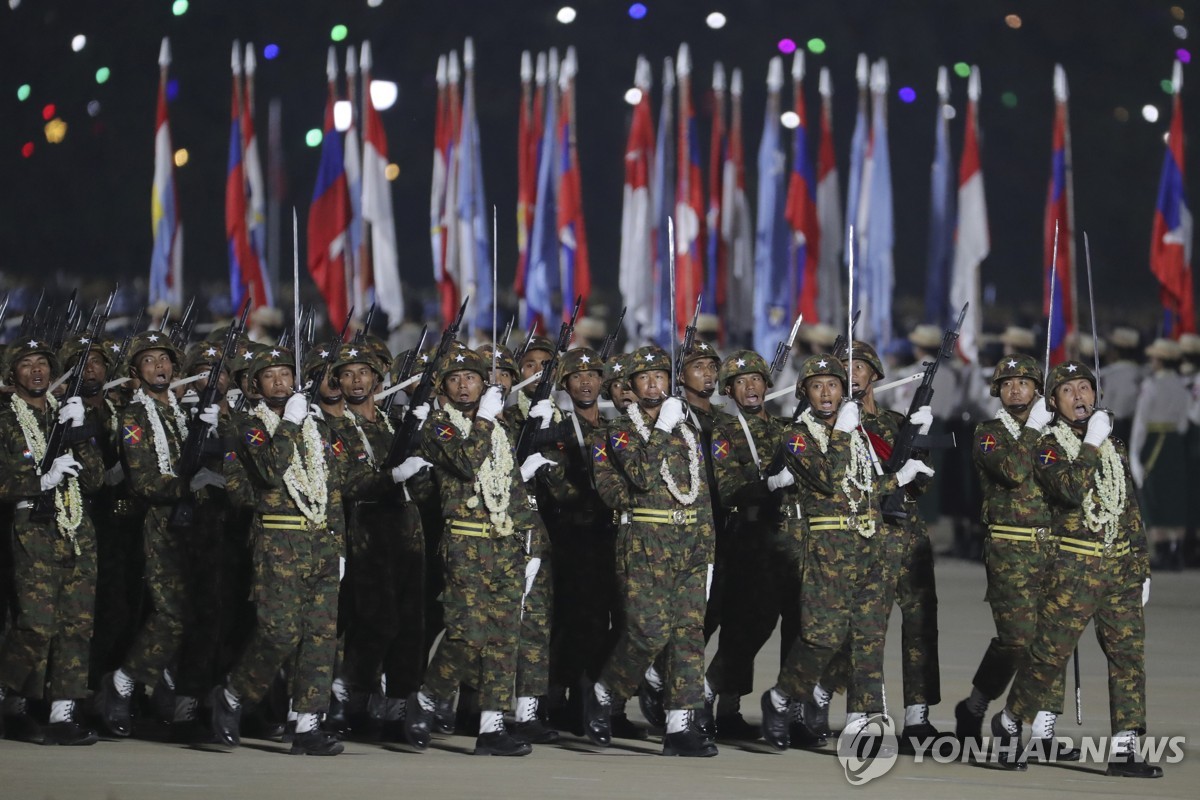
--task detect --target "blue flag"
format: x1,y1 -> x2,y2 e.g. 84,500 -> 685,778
752,58 -> 790,356
924,72 -> 956,326
525,52 -> 561,329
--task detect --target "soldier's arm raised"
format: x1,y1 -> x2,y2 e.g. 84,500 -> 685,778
973,421 -> 1039,488
1031,431 -> 1099,508
420,411 -> 492,481
237,415 -> 299,488
786,427 -> 851,495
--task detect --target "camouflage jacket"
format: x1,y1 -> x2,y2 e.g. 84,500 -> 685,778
710,410 -> 788,511
0,395 -> 104,501
120,394 -> 188,504
973,417 -> 1051,528
543,407 -> 609,522
593,414 -> 632,512
219,406 -> 255,510
687,401 -> 733,513
780,413 -> 898,524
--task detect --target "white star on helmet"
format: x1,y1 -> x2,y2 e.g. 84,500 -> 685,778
644,353 -> 655,362
580,355 -> 591,364
1066,363 -> 1078,372
319,349 -> 330,359
817,359 -> 828,369
348,348 -> 359,358
148,334 -> 159,343
454,354 -> 465,363
110,344 -> 121,353
736,358 -> 746,368
27,340 -> 39,348
242,351 -> 254,361
1007,359 -> 1018,369
270,349 -> 281,358
79,337 -> 90,345
612,363 -> 623,372
698,343 -> 709,350
205,347 -> 218,357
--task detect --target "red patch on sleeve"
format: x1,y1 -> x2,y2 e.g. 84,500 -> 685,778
1038,448 -> 1058,466
610,431 -> 630,451
122,424 -> 143,446
711,439 -> 730,460
436,423 -> 456,442
244,428 -> 267,447
593,442 -> 608,463
787,434 -> 807,455
978,434 -> 997,454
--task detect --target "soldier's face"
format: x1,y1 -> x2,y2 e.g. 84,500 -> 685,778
490,369 -> 514,391
728,373 -> 767,413
13,354 -> 51,398
338,363 -> 378,405
520,349 -> 553,391
566,369 -> 602,408
803,375 -> 844,418
999,376 -> 1037,411
632,369 -> 669,405
443,370 -> 483,406
845,359 -> 878,395
1051,378 -> 1096,424
239,371 -> 261,401
81,351 -> 107,395
682,358 -> 719,398
135,349 -> 174,392
257,365 -> 295,405
607,380 -> 636,412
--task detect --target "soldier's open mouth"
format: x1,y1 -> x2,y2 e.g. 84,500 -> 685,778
1072,403 -> 1089,419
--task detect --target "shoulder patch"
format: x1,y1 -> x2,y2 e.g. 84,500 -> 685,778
712,438 -> 730,460
787,434 -> 807,455
978,433 -> 997,454
1037,448 -> 1058,466
21,448 -> 33,460
122,424 -> 143,446
593,441 -> 608,463
244,428 -> 267,447
435,422 -> 457,442
224,450 -> 237,462
610,431 -> 630,451
330,439 -> 345,456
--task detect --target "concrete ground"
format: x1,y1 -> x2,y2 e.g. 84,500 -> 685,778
3,550 -> 1198,800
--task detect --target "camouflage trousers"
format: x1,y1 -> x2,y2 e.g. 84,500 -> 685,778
123,507 -> 188,686
1007,548 -> 1146,734
340,501 -> 427,697
0,512 -> 96,699
549,524 -> 619,688
706,515 -> 804,698
228,519 -> 340,715
517,520 -> 552,698
423,528 -> 524,712
777,524 -> 889,712
598,520 -> 711,710
971,536 -> 1065,711
894,518 -> 940,706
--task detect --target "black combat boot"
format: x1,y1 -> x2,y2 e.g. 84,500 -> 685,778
803,696 -> 832,738
474,728 -> 533,756
637,677 -> 666,730
403,692 -> 433,751
662,711 -> 718,757
582,684 -> 612,747
759,690 -> 790,751
97,672 -> 133,737
955,699 -> 984,744
990,712 -> 1027,771
207,685 -> 241,748
290,727 -> 344,755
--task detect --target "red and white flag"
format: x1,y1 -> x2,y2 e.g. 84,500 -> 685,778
950,66 -> 989,363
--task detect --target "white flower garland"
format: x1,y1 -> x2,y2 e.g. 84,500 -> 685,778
105,398 -> 119,438
252,403 -> 329,527
445,406 -> 516,538
800,407 -> 875,537
1050,420 -> 1126,547
800,408 -> 831,453
518,390 -> 562,424
626,405 -> 702,506
996,407 -> 1023,441
11,394 -> 83,539
130,388 -> 188,476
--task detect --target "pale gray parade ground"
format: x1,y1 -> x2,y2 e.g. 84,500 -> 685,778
3,549 -> 1196,800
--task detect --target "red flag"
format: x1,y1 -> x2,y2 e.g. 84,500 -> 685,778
784,52 -> 820,323
1150,61 -> 1197,336
674,44 -> 705,335
1043,65 -> 1075,362
307,52 -> 350,325
227,44 -> 267,311
556,48 -> 590,319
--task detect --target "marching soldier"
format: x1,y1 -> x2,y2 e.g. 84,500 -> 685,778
993,361 -> 1160,777
401,347 -> 551,756
0,338 -> 103,744
583,345 -> 718,757
955,355 -> 1079,760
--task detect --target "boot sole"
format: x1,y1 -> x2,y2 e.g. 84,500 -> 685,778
474,744 -> 533,756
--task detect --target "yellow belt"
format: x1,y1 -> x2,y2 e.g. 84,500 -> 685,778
448,520 -> 493,538
630,508 -> 698,525
808,514 -> 873,531
262,514 -> 308,531
989,525 -> 1056,544
1058,537 -> 1131,558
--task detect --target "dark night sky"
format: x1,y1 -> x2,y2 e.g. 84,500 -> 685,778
0,0 -> 1195,332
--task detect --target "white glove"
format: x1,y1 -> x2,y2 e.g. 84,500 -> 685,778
1083,410 -> 1113,447
529,398 -> 554,430
391,456 -> 432,484
834,401 -> 860,433
477,385 -> 505,422
103,462 -> 126,486
1131,457 -> 1146,489
524,557 -> 542,598
520,453 -> 557,482
909,405 -> 933,436
57,396 -> 85,428
189,467 -> 226,492
39,454 -> 81,491
654,396 -> 686,433
1142,577 -> 1151,607
283,392 -> 309,424
766,467 -> 795,492
410,403 -> 430,422
199,403 -> 220,427
896,458 -> 935,487
1025,397 -> 1055,432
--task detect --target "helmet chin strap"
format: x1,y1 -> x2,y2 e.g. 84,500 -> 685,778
345,394 -> 369,406
690,386 -> 715,399
639,395 -> 665,409
451,399 -> 480,413
264,395 -> 288,408
573,398 -> 597,409
739,403 -> 763,416
1005,401 -> 1031,415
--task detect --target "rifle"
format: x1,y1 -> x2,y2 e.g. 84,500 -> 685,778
304,308 -> 354,403
515,321 -> 538,364
514,296 -> 581,464
18,289 -> 44,338
30,288 -> 117,523
878,302 -> 967,520
169,296 -> 196,349
167,299 -> 252,530
0,292 -> 10,339
158,306 -> 171,333
674,294 -> 702,394
383,325 -> 428,417
49,289 -> 79,351
500,316 -> 515,350
769,314 -> 805,377
381,297 -> 469,471
599,307 -> 626,363
353,303 -> 377,344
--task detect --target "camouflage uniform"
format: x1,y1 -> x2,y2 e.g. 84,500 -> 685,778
0,340 -> 104,702
596,346 -> 715,711
1007,363 -> 1151,734
225,348 -> 356,714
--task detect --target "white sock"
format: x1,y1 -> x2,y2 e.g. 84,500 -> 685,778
769,688 -> 789,713
287,708 -> 299,723
417,690 -> 436,713
665,709 -> 691,734
174,695 -> 197,722
999,709 -> 1019,734
223,687 -> 241,710
1112,729 -> 1137,756
593,682 -> 613,705
703,679 -> 715,704
1032,709 -> 1056,739
480,710 -> 504,734
904,703 -> 928,727
844,711 -> 867,735
113,668 -> 136,698
812,682 -> 831,708
644,664 -> 664,691
331,677 -> 350,703
49,699 -> 74,724
295,712 -> 319,734
966,687 -> 988,717
515,696 -> 538,723
717,693 -> 740,716
161,667 -> 175,691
